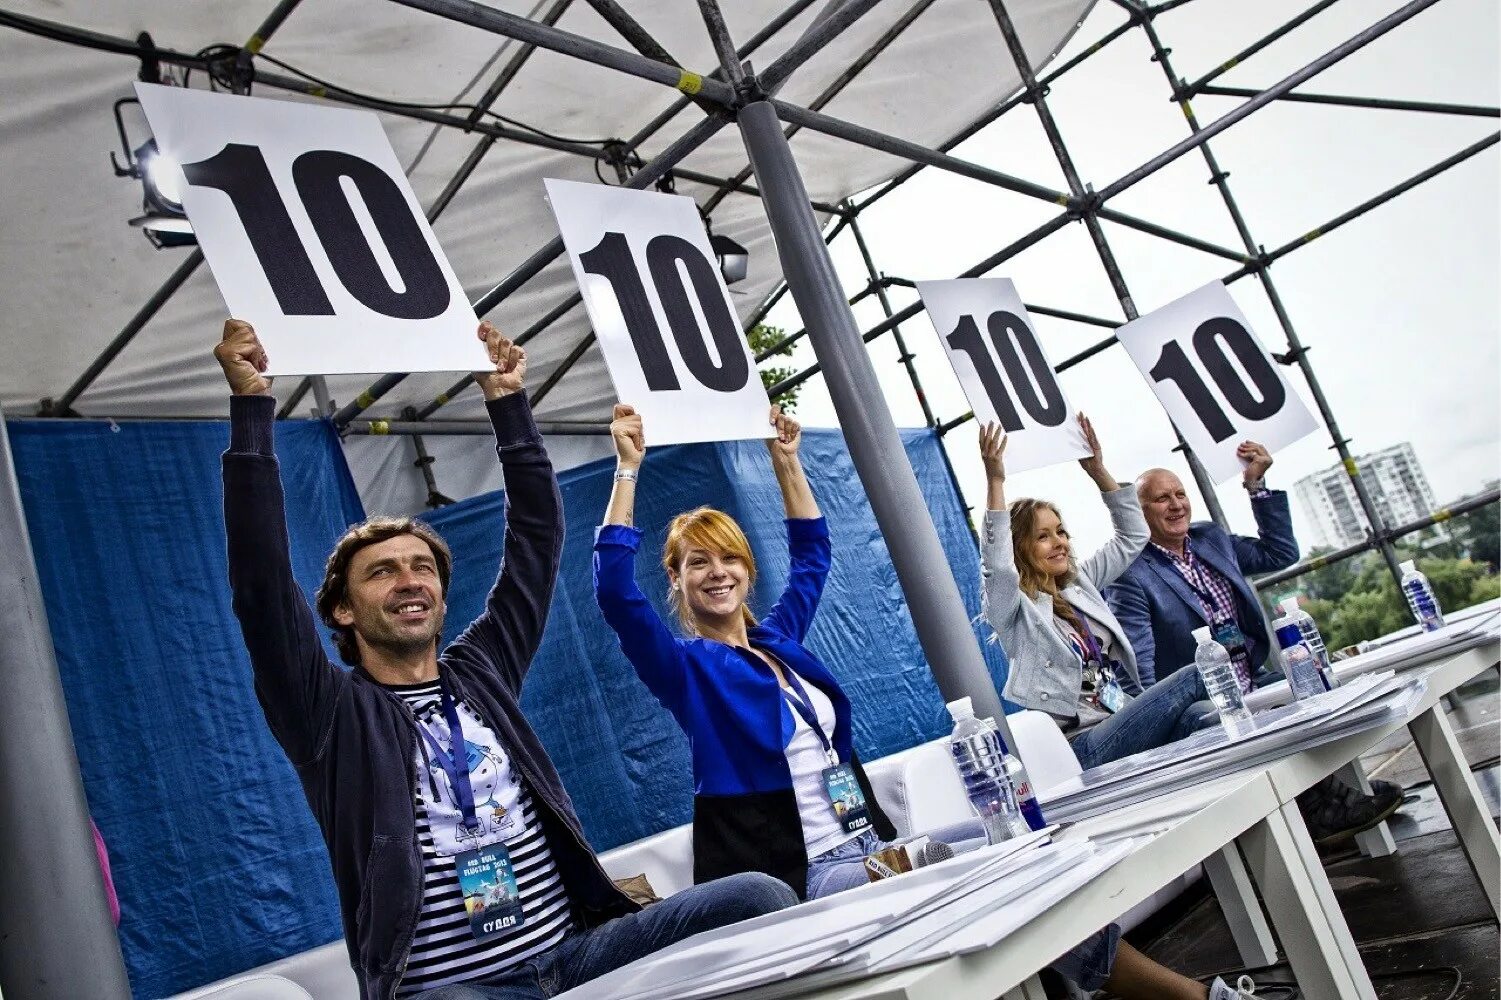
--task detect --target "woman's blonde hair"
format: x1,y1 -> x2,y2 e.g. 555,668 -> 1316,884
661,507 -> 758,635
1008,498 -> 1084,633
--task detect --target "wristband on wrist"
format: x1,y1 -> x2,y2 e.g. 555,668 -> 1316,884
1243,477 -> 1269,496
614,467 -> 639,483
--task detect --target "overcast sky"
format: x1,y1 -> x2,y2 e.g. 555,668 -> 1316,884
759,0 -> 1500,556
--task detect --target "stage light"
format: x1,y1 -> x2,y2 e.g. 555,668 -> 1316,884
112,93 -> 196,249
136,140 -> 185,214
711,233 -> 749,285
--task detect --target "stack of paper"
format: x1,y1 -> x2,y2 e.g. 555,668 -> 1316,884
555,830 -> 1133,1000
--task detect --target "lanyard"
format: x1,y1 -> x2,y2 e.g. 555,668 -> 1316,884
415,680 -> 481,831
780,670 -> 837,765
1173,548 -> 1231,623
1073,617 -> 1105,667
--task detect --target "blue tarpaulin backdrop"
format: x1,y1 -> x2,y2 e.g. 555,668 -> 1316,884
11,417 -> 362,998
13,420 -> 1006,997
422,428 -> 1011,850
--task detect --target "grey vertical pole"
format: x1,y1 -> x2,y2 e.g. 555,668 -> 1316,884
737,99 -> 1014,744
986,0 -> 1230,528
0,405 -> 132,1000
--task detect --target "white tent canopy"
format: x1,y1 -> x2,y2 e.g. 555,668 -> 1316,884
0,0 -> 1093,455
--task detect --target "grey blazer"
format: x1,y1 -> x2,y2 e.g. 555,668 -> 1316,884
980,486 -> 1151,715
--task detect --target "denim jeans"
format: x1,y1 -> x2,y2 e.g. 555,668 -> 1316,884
805,823 -> 1119,992
408,871 -> 798,999
1068,663 -> 1220,771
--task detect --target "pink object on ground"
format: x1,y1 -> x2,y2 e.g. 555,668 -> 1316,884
91,819 -> 120,926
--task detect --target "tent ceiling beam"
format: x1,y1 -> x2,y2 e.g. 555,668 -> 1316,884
1101,0 -> 1443,201
1178,0 -> 1343,101
701,0 -> 939,216
1196,86 -> 1500,119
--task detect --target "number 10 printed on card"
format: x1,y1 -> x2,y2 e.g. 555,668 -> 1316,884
546,179 -> 771,447
135,84 -> 483,376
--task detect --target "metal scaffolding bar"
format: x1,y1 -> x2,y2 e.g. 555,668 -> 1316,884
527,331 -> 596,409
347,417 -> 610,436
1100,0 -> 1444,202
984,0 -> 1229,526
1196,85 -> 1500,119
1178,0 -> 1342,99
738,92 -> 1014,739
1140,16 -> 1432,594
855,11 -> 1143,215
42,249 -> 204,416
702,0 -> 939,216
1224,131 -> 1500,281
846,208 -> 933,427
1254,490 -> 1501,590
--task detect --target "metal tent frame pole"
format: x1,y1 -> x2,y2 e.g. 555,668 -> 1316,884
703,0 -> 1012,738
985,0 -> 1229,526
0,407 -> 132,1000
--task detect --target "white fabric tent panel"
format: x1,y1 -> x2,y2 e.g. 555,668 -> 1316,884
1,0 -> 1093,423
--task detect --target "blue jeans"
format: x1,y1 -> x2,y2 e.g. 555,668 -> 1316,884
805,824 -> 1119,991
409,871 -> 798,999
1068,663 -> 1220,771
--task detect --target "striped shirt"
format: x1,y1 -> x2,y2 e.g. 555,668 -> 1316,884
390,681 -> 573,996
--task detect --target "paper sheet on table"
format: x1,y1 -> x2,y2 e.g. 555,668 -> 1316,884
555,832 -> 1055,1000
665,839 -> 1128,1000
1044,674 -> 1426,817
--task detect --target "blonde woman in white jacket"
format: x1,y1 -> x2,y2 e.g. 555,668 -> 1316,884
980,416 -> 1223,771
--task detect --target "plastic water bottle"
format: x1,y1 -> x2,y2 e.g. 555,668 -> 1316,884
946,698 -> 1025,844
1279,596 -> 1336,690
1399,560 -> 1445,632
1193,627 -> 1254,738
984,717 -> 1046,831
1275,617 -> 1329,701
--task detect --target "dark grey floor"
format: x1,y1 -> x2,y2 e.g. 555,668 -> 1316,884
1122,668 -> 1500,999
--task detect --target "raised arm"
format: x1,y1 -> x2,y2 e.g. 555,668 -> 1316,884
1229,441 -> 1299,574
447,323 -> 562,695
1073,414 -> 1149,589
978,423 -> 1026,633
217,320 -> 346,767
594,404 -> 690,714
768,405 -> 818,520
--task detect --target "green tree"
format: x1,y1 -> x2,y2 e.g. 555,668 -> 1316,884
748,323 -> 800,413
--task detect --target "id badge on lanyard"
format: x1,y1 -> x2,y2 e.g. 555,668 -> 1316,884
418,681 -> 526,941
782,673 -> 870,834
1078,626 -> 1126,715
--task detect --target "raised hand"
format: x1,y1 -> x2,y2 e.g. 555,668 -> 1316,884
1237,440 -> 1273,482
979,421 -> 1008,482
214,319 -> 273,396
766,404 -> 802,461
1077,413 -> 1105,474
611,403 -> 645,469
474,320 -> 526,399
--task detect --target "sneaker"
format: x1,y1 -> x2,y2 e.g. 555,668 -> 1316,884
1298,775 -> 1404,846
1209,975 -> 1257,999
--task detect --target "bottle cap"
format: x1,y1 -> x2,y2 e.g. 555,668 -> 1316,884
945,697 -> 974,722
1192,626 -> 1212,644
1275,622 -> 1305,649
1279,596 -> 1299,613
1400,560 -> 1416,574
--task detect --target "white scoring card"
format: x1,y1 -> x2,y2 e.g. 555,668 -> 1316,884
917,278 -> 1089,473
135,83 -> 482,376
545,179 -> 770,446
1115,281 -> 1318,482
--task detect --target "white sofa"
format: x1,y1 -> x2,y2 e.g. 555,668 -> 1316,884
177,712 -> 1201,999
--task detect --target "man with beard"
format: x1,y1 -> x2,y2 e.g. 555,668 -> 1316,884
217,318 -> 795,1000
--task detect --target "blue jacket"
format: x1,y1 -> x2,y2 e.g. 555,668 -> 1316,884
1103,491 -> 1299,687
593,516 -> 894,898
225,395 -> 635,1000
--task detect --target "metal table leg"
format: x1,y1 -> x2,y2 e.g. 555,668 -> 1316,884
1238,802 -> 1376,1000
